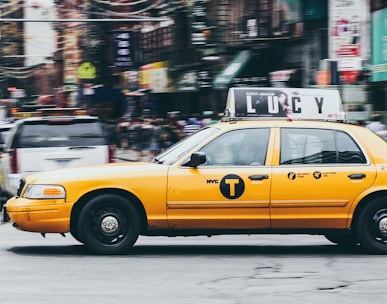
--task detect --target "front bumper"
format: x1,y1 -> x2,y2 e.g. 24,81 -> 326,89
5,196 -> 72,233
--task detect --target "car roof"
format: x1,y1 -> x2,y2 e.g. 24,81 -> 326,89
211,118 -> 355,131
0,122 -> 15,129
14,115 -> 98,125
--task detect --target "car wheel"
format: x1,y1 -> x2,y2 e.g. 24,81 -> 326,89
78,194 -> 140,255
324,234 -> 358,248
70,225 -> 83,244
355,197 -> 387,254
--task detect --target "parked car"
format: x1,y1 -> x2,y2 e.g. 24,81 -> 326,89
0,122 -> 15,204
4,88 -> 387,255
0,108 -> 114,205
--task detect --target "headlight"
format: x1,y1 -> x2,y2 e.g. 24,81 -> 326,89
23,185 -> 66,199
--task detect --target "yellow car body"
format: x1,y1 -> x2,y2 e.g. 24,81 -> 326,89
4,87 -> 387,254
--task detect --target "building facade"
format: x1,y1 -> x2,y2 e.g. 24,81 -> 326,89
0,0 -> 386,122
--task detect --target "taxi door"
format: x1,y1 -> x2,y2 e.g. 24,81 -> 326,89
166,128 -> 272,230
270,127 -> 377,229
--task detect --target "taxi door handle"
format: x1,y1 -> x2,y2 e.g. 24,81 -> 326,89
348,173 -> 366,180
249,175 -> 269,181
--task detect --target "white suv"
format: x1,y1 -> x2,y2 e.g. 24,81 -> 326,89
0,122 -> 15,204
1,109 -> 114,201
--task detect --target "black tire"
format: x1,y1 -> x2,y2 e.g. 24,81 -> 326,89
324,234 -> 358,248
78,194 -> 140,255
70,226 -> 83,244
355,197 -> 387,254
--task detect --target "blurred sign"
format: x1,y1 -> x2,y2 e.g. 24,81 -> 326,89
246,19 -> 258,37
341,70 -> 360,83
150,68 -> 173,93
11,89 -> 25,99
329,0 -> 368,72
191,0 -> 207,46
114,31 -> 132,67
121,71 -> 139,91
316,70 -> 330,86
177,71 -> 198,92
197,70 -> 212,89
139,62 -> 174,92
371,8 -> 387,82
225,87 -> 345,121
63,28 -> 80,86
78,62 -> 96,79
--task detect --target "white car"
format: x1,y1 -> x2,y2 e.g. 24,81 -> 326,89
1,109 -> 114,203
0,122 -> 15,204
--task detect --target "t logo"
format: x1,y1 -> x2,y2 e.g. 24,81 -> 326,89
220,174 -> 245,199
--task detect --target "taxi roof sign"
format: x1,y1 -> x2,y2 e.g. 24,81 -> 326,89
223,87 -> 346,121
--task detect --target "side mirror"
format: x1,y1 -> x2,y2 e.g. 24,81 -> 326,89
188,151 -> 206,168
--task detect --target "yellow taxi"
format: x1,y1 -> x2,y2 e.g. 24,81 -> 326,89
3,87 -> 387,255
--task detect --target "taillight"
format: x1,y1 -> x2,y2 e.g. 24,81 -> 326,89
108,145 -> 114,163
10,148 -> 18,173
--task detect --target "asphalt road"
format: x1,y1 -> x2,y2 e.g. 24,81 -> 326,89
1,222 -> 387,304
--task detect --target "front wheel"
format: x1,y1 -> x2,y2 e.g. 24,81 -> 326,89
78,194 -> 140,255
324,234 -> 358,248
355,197 -> 387,254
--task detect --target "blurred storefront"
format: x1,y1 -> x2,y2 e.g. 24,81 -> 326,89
35,0 -> 384,122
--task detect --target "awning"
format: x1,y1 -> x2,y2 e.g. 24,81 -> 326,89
213,50 -> 252,90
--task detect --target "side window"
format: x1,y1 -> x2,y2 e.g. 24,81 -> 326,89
281,128 -> 327,164
201,128 -> 269,166
280,128 -> 366,165
336,131 -> 366,164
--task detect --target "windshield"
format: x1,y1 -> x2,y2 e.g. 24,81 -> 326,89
152,127 -> 219,165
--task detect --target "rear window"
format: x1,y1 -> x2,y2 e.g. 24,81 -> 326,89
12,119 -> 107,148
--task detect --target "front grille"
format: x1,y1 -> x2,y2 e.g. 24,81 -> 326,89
16,178 -> 26,197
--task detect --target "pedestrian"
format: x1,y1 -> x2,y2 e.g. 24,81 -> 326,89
140,118 -> 154,159
366,114 -> 386,133
149,118 -> 162,157
183,117 -> 201,137
200,111 -> 219,127
118,118 -> 130,150
160,118 -> 179,151
106,120 -> 119,149
130,118 -> 143,158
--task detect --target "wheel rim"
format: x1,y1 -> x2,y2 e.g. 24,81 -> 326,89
101,215 -> 119,233
370,208 -> 387,244
90,207 -> 130,246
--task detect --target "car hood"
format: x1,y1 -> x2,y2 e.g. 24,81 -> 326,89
24,161 -> 168,185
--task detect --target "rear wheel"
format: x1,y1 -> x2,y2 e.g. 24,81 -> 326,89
355,197 -> 387,254
78,194 -> 140,255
